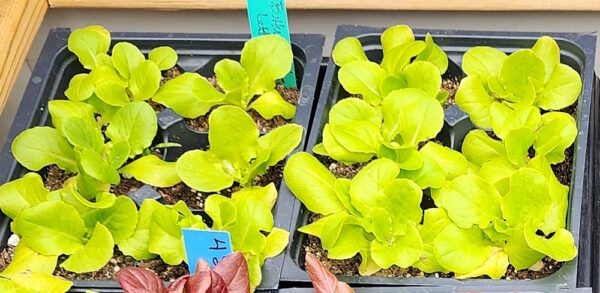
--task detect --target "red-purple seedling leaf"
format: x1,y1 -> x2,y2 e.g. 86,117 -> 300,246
185,272 -> 211,293
196,258 -> 212,273
167,275 -> 190,293
117,267 -> 166,293
335,282 -> 354,293
306,253 -> 354,293
186,271 -> 227,293
208,270 -> 228,293
213,252 -> 250,293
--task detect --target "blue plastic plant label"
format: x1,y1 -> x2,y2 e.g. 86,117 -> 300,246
182,228 -> 233,273
246,0 -> 297,88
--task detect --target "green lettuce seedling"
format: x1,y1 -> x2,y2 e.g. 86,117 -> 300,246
313,88 -> 444,180
455,36 -> 582,137
11,100 -> 179,197
0,172 -> 139,274
66,25 -> 178,123
332,24 -> 449,106
0,240 -> 72,292
153,35 -> 296,120
126,184 -> 288,290
285,152 -> 425,274
286,122 -> 577,278
404,126 -> 576,276
176,105 -> 302,192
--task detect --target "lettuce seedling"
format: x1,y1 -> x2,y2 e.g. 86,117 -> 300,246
305,253 -> 354,293
455,36 -> 582,136
332,24 -> 449,106
313,88 -> 444,178
11,100 -> 180,197
176,105 -> 302,192
0,242 -> 72,293
153,35 -> 296,120
0,171 -> 140,274
118,252 -> 250,293
123,184 -> 288,289
284,152 -> 425,274
66,25 -> 178,123
286,131 -> 577,279
0,271 -> 72,293
416,125 -> 576,277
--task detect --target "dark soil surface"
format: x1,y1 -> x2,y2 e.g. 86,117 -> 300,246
161,66 -> 183,85
43,165 -> 72,191
0,245 -> 14,271
54,248 -> 136,280
320,156 -> 366,179
0,244 -> 189,282
137,258 -> 190,283
185,79 -> 299,133
41,164 -> 145,196
442,76 -> 461,109
553,146 -> 574,187
111,177 -> 145,196
504,258 -> 563,280
159,160 -> 285,209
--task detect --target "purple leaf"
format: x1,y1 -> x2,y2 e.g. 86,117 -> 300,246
306,253 -> 354,293
213,252 -> 250,293
117,267 -> 166,293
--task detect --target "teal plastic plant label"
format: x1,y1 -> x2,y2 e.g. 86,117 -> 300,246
182,228 -> 233,273
246,0 -> 297,87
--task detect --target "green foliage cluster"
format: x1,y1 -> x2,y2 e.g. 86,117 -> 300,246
153,35 -> 296,120
455,36 -> 582,133
315,25 -> 449,170
0,25 -> 301,292
4,82 -> 298,293
332,25 -> 448,106
175,106 -> 302,192
145,184 -> 288,289
0,173 -> 285,290
11,100 -> 174,198
284,28 -> 580,279
66,25 -> 178,123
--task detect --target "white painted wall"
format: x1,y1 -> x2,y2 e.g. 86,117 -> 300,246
2,9 -> 600,143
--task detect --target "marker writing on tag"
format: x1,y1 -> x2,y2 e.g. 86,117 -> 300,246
209,238 -> 228,266
181,229 -> 233,273
246,0 -> 297,88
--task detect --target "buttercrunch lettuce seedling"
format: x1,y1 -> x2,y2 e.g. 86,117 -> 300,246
285,153 -> 425,274
0,269 -> 72,292
66,25 -> 178,123
455,36 -> 582,136
129,184 -> 288,290
285,144 -> 577,278
11,100 -> 179,198
313,88 -> 447,186
176,105 -> 302,192
332,24 -> 449,106
0,171 -> 139,274
153,35 -> 296,120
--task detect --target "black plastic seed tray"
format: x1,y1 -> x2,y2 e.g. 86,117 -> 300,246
278,286 -> 593,293
589,76 -> 600,293
0,28 -> 324,292
277,24 -> 596,291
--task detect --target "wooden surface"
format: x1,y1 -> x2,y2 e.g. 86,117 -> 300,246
0,0 -> 47,115
49,0 -> 600,11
